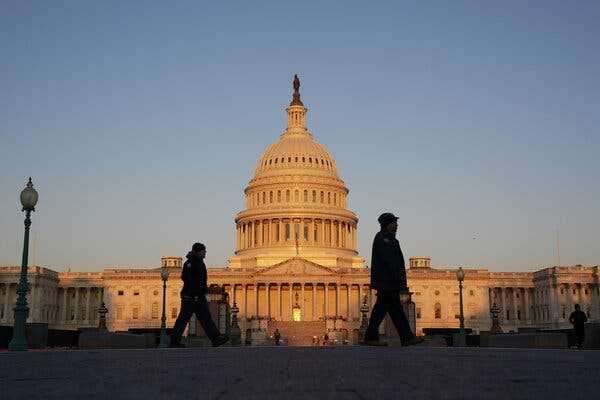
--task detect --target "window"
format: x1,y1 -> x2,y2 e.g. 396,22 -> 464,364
312,190 -> 316,202
153,290 -> 159,296
573,289 -> 576,295
334,193 -> 337,205
328,193 -> 331,204
171,307 -> 178,319
302,157 -> 305,162
151,302 -> 159,319
262,192 -> 266,204
277,190 -> 281,202
303,226 -> 309,241
294,190 -> 299,202
288,157 -> 291,162
309,157 -> 312,163
116,306 -> 124,320
133,291 -> 139,296
434,303 -> 442,319
295,157 -> 298,162
506,310 -> 511,320
516,292 -> 519,298
132,307 -> 140,319
118,290 -> 124,296
469,290 -> 474,296
434,290 -> 440,296
285,224 -> 290,240
320,191 -> 324,203
585,289 -> 589,295
269,191 -> 273,203
286,190 -> 290,202
303,190 -> 308,202
560,289 -> 564,294
416,308 -> 422,319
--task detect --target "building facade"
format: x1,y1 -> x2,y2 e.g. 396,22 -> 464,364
1,78 -> 599,341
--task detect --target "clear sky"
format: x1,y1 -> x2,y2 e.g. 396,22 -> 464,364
1,1 -> 599,272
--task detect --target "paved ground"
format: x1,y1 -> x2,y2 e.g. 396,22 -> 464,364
1,346 -> 598,400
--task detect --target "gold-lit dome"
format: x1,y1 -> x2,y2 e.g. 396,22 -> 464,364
254,133 -> 339,179
229,75 -> 364,270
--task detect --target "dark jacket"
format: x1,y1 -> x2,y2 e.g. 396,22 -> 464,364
370,230 -> 407,291
569,310 -> 588,330
181,252 -> 208,298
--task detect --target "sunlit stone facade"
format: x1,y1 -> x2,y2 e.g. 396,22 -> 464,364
1,79 -> 599,340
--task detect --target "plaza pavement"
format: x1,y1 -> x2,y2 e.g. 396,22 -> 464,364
0,346 -> 598,400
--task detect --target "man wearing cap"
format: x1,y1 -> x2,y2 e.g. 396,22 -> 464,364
362,213 -> 423,346
170,242 -> 229,347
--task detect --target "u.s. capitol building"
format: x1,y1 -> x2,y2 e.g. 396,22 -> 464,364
1,78 -> 598,342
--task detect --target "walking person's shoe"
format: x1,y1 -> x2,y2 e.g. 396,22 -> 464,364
212,334 -> 229,347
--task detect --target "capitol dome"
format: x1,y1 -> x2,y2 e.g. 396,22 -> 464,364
229,75 -> 364,269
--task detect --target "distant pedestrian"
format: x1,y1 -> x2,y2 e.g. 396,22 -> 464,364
274,329 -> 281,345
569,304 -> 588,349
362,213 -> 423,347
170,243 -> 229,347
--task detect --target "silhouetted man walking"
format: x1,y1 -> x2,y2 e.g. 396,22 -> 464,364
170,243 -> 229,347
569,304 -> 588,349
362,213 -> 422,346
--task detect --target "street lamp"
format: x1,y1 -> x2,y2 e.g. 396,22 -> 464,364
158,265 -> 170,348
456,267 -> 466,334
9,178 -> 39,351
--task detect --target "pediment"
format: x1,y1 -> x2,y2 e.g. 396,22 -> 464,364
256,257 -> 337,277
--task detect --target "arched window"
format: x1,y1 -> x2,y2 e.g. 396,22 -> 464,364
320,191 -> 324,203
434,303 -> 442,319
309,157 -> 312,163
262,192 -> 266,204
151,302 -> 159,319
269,159 -> 272,165
269,191 -> 273,203
302,157 -> 305,162
277,190 -> 281,202
295,157 -> 298,162
334,193 -> 337,205
312,190 -> 317,202
328,192 -> 331,204
288,157 -> 291,162
285,224 -> 290,240
275,158 -> 278,164
303,190 -> 308,202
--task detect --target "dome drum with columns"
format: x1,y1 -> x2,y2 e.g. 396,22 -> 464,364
229,76 -> 364,269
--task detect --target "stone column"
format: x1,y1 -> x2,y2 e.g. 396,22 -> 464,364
62,288 -> 68,323
346,284 -> 350,319
301,284 -> 305,319
74,287 -> 80,324
310,219 -> 315,245
266,283 -> 270,318
312,284 -> 316,321
243,285 -> 248,321
358,285 -> 362,317
523,288 -> 530,323
335,284 -> 339,317
300,219 -> 305,244
278,284 -> 282,319
278,220 -> 283,243
254,284 -> 259,318
337,222 -> 341,247
549,284 -> 559,324
289,284 -> 294,320
85,287 -> 91,324
512,288 -> 519,325
324,284 -> 329,317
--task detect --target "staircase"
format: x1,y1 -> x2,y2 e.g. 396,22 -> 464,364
267,321 -> 327,346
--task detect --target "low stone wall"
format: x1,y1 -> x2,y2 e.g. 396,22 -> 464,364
584,322 -> 600,349
480,332 -> 568,349
79,328 -> 152,349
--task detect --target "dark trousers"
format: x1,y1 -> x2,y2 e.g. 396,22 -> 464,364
170,296 -> 220,345
575,327 -> 585,348
365,290 -> 414,342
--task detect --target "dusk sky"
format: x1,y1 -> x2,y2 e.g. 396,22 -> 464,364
1,1 -> 599,272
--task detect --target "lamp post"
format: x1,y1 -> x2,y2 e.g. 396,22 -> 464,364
158,265 -> 170,348
456,267 -> 466,334
9,178 -> 39,351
